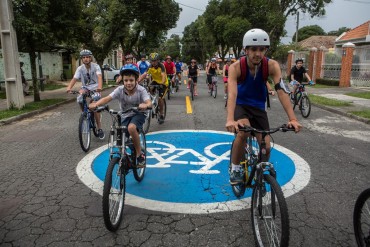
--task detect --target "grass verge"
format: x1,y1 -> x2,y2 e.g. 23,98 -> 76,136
0,98 -> 66,120
350,110 -> 370,119
310,94 -> 352,106
345,92 -> 370,99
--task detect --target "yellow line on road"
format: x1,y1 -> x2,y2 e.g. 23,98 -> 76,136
185,96 -> 193,114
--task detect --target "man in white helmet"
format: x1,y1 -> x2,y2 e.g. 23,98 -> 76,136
66,49 -> 105,139
225,28 -> 302,184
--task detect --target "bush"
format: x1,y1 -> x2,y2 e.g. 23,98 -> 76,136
316,78 -> 339,86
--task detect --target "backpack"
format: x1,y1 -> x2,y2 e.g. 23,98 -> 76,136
238,56 -> 271,108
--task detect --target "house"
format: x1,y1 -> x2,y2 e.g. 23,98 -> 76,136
335,20 -> 370,47
298,35 -> 337,49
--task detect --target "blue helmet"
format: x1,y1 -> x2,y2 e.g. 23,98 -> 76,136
120,64 -> 139,76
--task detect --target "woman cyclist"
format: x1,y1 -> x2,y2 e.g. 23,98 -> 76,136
206,58 -> 220,93
222,58 -> 232,100
187,59 -> 200,96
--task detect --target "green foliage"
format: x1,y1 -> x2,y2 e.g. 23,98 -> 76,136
310,94 -> 351,106
292,25 -> 326,42
327,27 -> 351,36
350,110 -> 370,120
160,34 -> 181,59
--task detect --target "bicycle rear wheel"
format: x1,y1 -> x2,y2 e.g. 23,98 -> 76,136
251,174 -> 289,247
300,95 -> 311,118
161,99 -> 167,120
102,157 -> 125,232
78,113 -> 91,152
353,188 -> 370,247
167,84 -> 171,100
133,130 -> 146,182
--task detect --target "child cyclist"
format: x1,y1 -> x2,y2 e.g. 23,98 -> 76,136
89,64 -> 152,167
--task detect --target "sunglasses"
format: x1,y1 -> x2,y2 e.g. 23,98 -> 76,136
250,47 -> 267,52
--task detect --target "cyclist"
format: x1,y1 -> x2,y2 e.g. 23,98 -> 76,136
187,59 -> 200,96
66,49 -> 105,139
222,58 -> 232,100
206,58 -> 220,93
225,28 -> 302,184
89,64 -> 152,167
138,52 -> 168,124
137,54 -> 150,75
175,57 -> 183,85
290,58 -> 314,100
163,55 -> 176,94
116,53 -> 139,84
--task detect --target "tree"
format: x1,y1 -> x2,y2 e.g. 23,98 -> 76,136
160,34 -> 181,59
292,25 -> 325,42
12,0 -> 83,101
327,27 -> 351,36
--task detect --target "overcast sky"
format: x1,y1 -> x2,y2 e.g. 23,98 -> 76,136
168,0 -> 370,44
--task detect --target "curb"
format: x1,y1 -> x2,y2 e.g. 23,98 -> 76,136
311,103 -> 370,125
0,86 -> 116,126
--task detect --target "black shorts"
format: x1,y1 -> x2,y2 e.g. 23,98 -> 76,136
188,76 -> 198,83
121,113 -> 146,131
150,81 -> 168,98
234,105 -> 270,130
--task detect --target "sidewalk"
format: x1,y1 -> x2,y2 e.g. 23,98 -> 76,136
306,86 -> 370,124
0,82 -> 370,125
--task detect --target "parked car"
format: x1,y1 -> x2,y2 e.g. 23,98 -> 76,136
102,64 -> 120,81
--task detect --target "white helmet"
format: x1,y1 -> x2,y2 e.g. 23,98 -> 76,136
243,28 -> 270,48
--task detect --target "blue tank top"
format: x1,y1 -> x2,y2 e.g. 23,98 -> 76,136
138,61 -> 149,75
236,67 -> 267,110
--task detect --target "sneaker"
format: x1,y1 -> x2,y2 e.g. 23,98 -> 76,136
229,168 -> 244,184
97,129 -> 105,140
171,89 -> 175,94
194,91 -> 198,96
158,115 -> 164,124
136,152 -> 146,168
224,94 -> 227,100
187,84 -> 190,89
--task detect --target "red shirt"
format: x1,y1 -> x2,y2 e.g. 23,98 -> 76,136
163,61 -> 175,75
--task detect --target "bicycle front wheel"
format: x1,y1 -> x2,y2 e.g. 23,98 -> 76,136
133,130 -> 146,182
300,95 -> 311,118
212,84 -> 217,98
102,157 -> 126,232
142,110 -> 151,133
78,113 -> 91,152
251,174 -> 289,247
353,188 -> 370,247
161,99 -> 167,120
190,83 -> 194,101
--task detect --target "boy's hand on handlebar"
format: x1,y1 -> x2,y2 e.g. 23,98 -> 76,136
287,119 -> 302,133
138,103 -> 148,110
89,102 -> 98,110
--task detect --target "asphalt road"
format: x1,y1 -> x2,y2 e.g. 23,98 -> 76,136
0,74 -> 369,246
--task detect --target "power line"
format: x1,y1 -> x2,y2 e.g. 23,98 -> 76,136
176,2 -> 205,12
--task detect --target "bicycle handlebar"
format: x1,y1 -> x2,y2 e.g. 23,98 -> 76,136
96,105 -> 152,115
238,124 -> 295,135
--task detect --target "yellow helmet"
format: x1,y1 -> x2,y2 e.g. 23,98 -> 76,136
149,53 -> 159,61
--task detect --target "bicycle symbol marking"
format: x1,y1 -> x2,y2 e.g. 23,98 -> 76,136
146,141 -> 231,174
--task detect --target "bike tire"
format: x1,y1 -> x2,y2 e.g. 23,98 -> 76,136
167,85 -> 171,100
78,113 -> 91,152
300,95 -> 311,118
132,130 -> 146,182
230,140 -> 246,198
353,188 -> 370,247
102,157 -> 126,232
251,174 -> 289,247
175,79 -> 179,92
143,110 -> 151,133
212,84 -> 217,98
162,99 -> 167,120
190,83 -> 194,101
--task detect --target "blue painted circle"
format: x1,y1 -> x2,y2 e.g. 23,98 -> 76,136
92,131 -> 295,203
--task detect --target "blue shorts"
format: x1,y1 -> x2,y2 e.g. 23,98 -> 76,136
122,113 -> 146,131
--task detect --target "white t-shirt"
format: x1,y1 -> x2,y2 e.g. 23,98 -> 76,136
73,62 -> 102,90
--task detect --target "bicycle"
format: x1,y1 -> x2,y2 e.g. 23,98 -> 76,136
70,90 -> 100,152
289,82 -> 313,118
188,76 -> 196,101
209,75 -> 218,98
174,74 -> 180,92
353,188 -> 370,247
229,124 -> 295,246
149,84 -> 167,122
167,74 -> 174,100
99,105 -> 149,232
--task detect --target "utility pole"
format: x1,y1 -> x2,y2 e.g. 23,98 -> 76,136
295,11 -> 299,43
0,0 -> 24,109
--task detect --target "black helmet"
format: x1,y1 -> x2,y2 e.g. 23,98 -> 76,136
295,58 -> 304,63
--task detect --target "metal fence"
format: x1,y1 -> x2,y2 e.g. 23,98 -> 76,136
321,49 -> 342,80
351,45 -> 370,86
